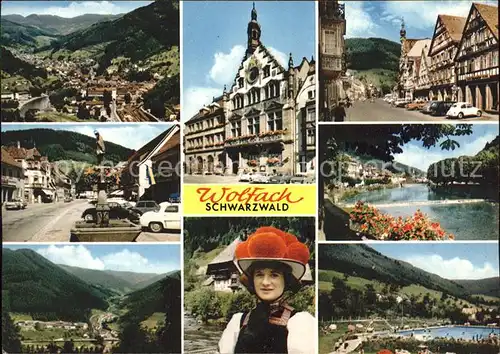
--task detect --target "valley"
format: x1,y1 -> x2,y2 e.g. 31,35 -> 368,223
1,0 -> 180,123
2,248 -> 181,353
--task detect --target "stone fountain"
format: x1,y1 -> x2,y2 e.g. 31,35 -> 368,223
70,165 -> 141,242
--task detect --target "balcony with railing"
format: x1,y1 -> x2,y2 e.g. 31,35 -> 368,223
224,130 -> 286,147
1,176 -> 22,186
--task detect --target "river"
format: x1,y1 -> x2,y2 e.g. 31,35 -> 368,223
342,184 -> 499,240
184,315 -> 223,353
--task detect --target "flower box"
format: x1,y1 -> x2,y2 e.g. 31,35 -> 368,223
248,160 -> 258,167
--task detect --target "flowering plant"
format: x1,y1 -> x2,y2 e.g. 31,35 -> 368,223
248,159 -> 258,167
267,157 -> 281,166
349,201 -> 454,240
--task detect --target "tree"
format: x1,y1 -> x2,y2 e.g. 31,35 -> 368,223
25,108 -> 38,122
103,90 -> 112,107
2,309 -> 22,353
125,93 -> 132,104
319,124 -> 475,220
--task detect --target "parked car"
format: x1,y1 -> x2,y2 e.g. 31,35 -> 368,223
250,172 -> 272,183
131,200 -> 160,214
406,102 -> 426,111
430,101 -> 456,116
64,196 -> 73,203
238,171 -> 252,182
393,99 -> 411,108
421,101 -> 439,114
446,102 -> 482,119
81,202 -> 141,222
290,173 -> 308,184
139,202 -> 181,233
268,173 -> 292,184
5,199 -> 27,210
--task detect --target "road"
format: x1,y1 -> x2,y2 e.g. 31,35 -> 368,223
184,175 -> 242,184
344,99 -> 497,121
2,200 -> 180,242
2,200 -> 89,242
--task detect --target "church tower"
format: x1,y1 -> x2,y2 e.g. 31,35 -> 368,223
247,2 -> 261,55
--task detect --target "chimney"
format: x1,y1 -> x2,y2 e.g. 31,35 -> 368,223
17,141 -> 20,149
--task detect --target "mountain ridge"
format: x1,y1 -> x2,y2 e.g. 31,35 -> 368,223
318,244 -> 498,299
2,13 -> 124,36
1,128 -> 134,164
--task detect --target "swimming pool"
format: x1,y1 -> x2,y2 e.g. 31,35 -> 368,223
398,326 -> 500,340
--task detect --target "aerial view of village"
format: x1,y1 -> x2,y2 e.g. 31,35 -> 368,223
318,243 -> 499,354
1,1 -> 180,122
2,244 -> 181,354
183,217 -> 315,352
1,123 -> 180,242
182,1 -> 316,184
319,0 -> 498,121
318,123 -> 499,241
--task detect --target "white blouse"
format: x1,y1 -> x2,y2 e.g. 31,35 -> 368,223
218,311 -> 316,354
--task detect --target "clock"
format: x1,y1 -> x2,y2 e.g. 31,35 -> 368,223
246,66 -> 259,84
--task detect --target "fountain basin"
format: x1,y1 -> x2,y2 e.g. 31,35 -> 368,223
70,220 -> 142,242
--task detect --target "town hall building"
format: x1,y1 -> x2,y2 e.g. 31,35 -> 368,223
184,4 -> 316,177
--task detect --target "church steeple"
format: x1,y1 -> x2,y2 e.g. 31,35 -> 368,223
247,2 -> 261,55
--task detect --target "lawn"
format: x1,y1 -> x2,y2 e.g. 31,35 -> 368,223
192,246 -> 226,268
10,313 -> 33,321
140,312 -> 164,330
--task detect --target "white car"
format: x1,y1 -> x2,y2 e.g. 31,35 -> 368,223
139,202 -> 181,233
238,172 -> 252,182
446,102 -> 482,119
250,172 -> 271,183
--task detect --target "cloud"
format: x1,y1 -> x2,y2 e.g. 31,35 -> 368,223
36,245 -> 177,274
345,2 -> 379,38
394,133 -> 498,171
209,45 -> 246,86
182,86 -> 222,121
404,254 -> 498,279
380,1 -> 496,31
1,1 -> 148,18
37,245 -> 105,270
69,125 -> 165,150
268,47 -> 287,67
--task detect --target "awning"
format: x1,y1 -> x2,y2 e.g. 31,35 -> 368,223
42,189 -> 54,196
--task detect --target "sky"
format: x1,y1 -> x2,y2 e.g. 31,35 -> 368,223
370,243 -> 499,280
1,123 -> 173,150
344,0 -> 498,42
0,1 -> 152,18
3,244 -> 180,274
183,1 -> 315,121
393,124 -> 499,171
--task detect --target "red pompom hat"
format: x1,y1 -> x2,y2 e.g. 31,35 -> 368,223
234,226 -> 310,281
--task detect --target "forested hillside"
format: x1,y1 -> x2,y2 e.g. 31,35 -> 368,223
345,37 -> 400,93
318,244 -> 471,299
2,14 -> 123,36
1,128 -> 133,164
46,0 -> 179,73
184,217 -> 316,258
2,249 -> 111,322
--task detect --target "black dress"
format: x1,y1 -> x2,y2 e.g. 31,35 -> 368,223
233,301 -> 296,354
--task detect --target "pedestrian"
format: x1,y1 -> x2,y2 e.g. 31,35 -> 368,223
95,130 -> 105,165
218,226 -> 315,353
333,101 -> 346,122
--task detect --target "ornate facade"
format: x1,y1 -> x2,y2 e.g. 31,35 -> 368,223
184,4 -> 316,176
428,15 -> 466,101
398,19 -> 431,101
319,0 -> 346,119
415,44 -> 432,97
455,3 -> 498,112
